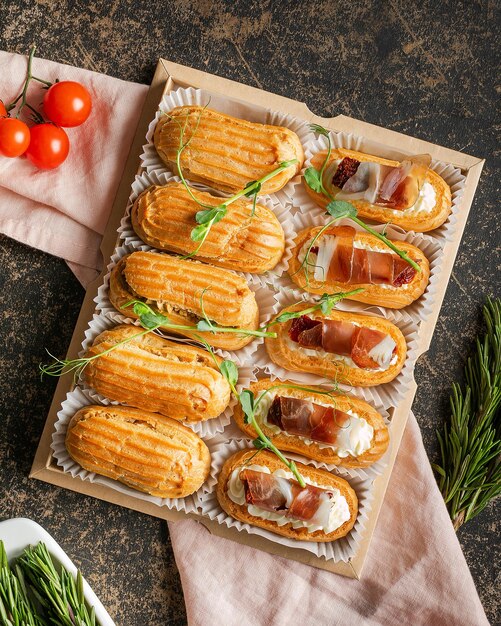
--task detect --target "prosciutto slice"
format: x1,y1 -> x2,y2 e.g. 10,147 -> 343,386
288,315 -> 396,370
328,154 -> 431,211
314,226 -> 416,286
239,468 -> 329,521
267,395 -> 352,444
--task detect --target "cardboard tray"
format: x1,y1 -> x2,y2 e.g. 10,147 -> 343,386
30,58 -> 484,579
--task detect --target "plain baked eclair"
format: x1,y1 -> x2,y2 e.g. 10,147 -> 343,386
153,106 -> 304,194
131,182 -> 285,273
66,405 -> 211,498
82,325 -> 231,422
109,251 -> 260,350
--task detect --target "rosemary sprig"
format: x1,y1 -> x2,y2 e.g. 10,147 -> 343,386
433,297 -> 501,530
18,543 -> 96,626
304,124 -> 420,273
267,288 -> 365,326
0,541 -> 43,626
167,106 -> 297,257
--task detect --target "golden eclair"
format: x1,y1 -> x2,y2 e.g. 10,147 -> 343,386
305,148 -> 452,232
288,225 -> 429,308
109,251 -> 259,351
131,182 -> 285,273
233,380 -> 389,468
265,306 -> 406,386
153,106 -> 304,194
66,405 -> 211,498
217,449 -> 358,542
82,325 -> 231,422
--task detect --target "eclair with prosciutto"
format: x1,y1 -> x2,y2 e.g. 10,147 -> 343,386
265,305 -> 406,386
233,380 -> 389,468
304,148 -> 451,232
288,225 -> 429,308
217,449 -> 358,542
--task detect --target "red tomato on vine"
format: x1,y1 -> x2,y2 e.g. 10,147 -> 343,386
0,118 -> 31,157
25,124 -> 69,169
43,81 -> 92,127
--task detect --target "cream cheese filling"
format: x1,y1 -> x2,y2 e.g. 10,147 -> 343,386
227,463 -> 351,533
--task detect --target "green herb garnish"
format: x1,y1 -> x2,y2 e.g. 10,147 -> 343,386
267,288 -> 365,326
304,124 -> 420,275
433,297 -> 501,530
167,107 -> 297,257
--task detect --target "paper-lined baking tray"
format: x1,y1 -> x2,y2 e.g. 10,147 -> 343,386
31,59 -> 484,579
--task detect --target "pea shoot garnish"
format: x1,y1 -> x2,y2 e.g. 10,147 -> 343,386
166,106 -> 298,257
40,296 -> 275,381
267,288 -> 365,327
304,124 -> 421,275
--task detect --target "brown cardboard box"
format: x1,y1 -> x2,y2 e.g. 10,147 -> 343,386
31,59 -> 484,579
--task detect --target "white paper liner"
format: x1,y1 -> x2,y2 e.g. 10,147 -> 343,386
196,439 -> 376,562
253,287 -> 421,410
290,133 -> 466,245
76,313 -> 255,439
115,169 -> 297,288
50,387 -> 205,513
139,86 -> 313,207
280,212 -> 443,327
94,244 -> 277,368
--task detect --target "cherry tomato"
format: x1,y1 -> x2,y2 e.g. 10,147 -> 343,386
0,100 -> 7,117
0,118 -> 31,157
25,124 -> 70,169
43,81 -> 92,127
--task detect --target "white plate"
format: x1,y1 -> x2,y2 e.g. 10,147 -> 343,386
0,518 -> 115,626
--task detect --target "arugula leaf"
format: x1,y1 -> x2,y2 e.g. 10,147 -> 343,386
195,207 -> 219,224
304,166 -> 324,193
220,360 -> 239,388
239,389 -> 255,424
132,302 -> 152,317
326,200 -> 357,219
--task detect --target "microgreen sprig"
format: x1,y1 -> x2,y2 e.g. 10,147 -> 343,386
304,124 -> 420,273
267,288 -> 365,326
166,105 -> 297,257
185,159 -> 298,258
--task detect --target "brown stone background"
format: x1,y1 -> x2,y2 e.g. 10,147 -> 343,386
0,1 -> 499,624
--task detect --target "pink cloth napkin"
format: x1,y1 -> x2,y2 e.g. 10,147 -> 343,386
1,51 -> 488,626
169,413 -> 489,625
0,51 -> 148,287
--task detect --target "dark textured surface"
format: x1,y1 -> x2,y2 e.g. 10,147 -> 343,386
0,1 -> 499,624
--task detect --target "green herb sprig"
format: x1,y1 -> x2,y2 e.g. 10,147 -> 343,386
40,296 -> 276,381
168,107 -> 297,257
267,288 -> 365,326
433,297 -> 501,530
304,124 -> 420,274
18,543 -> 96,626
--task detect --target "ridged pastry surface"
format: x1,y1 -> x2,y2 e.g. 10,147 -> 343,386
121,251 -> 258,328
108,252 -> 260,350
66,405 -> 211,498
153,106 -> 304,194
82,325 -> 231,422
131,182 -> 285,273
